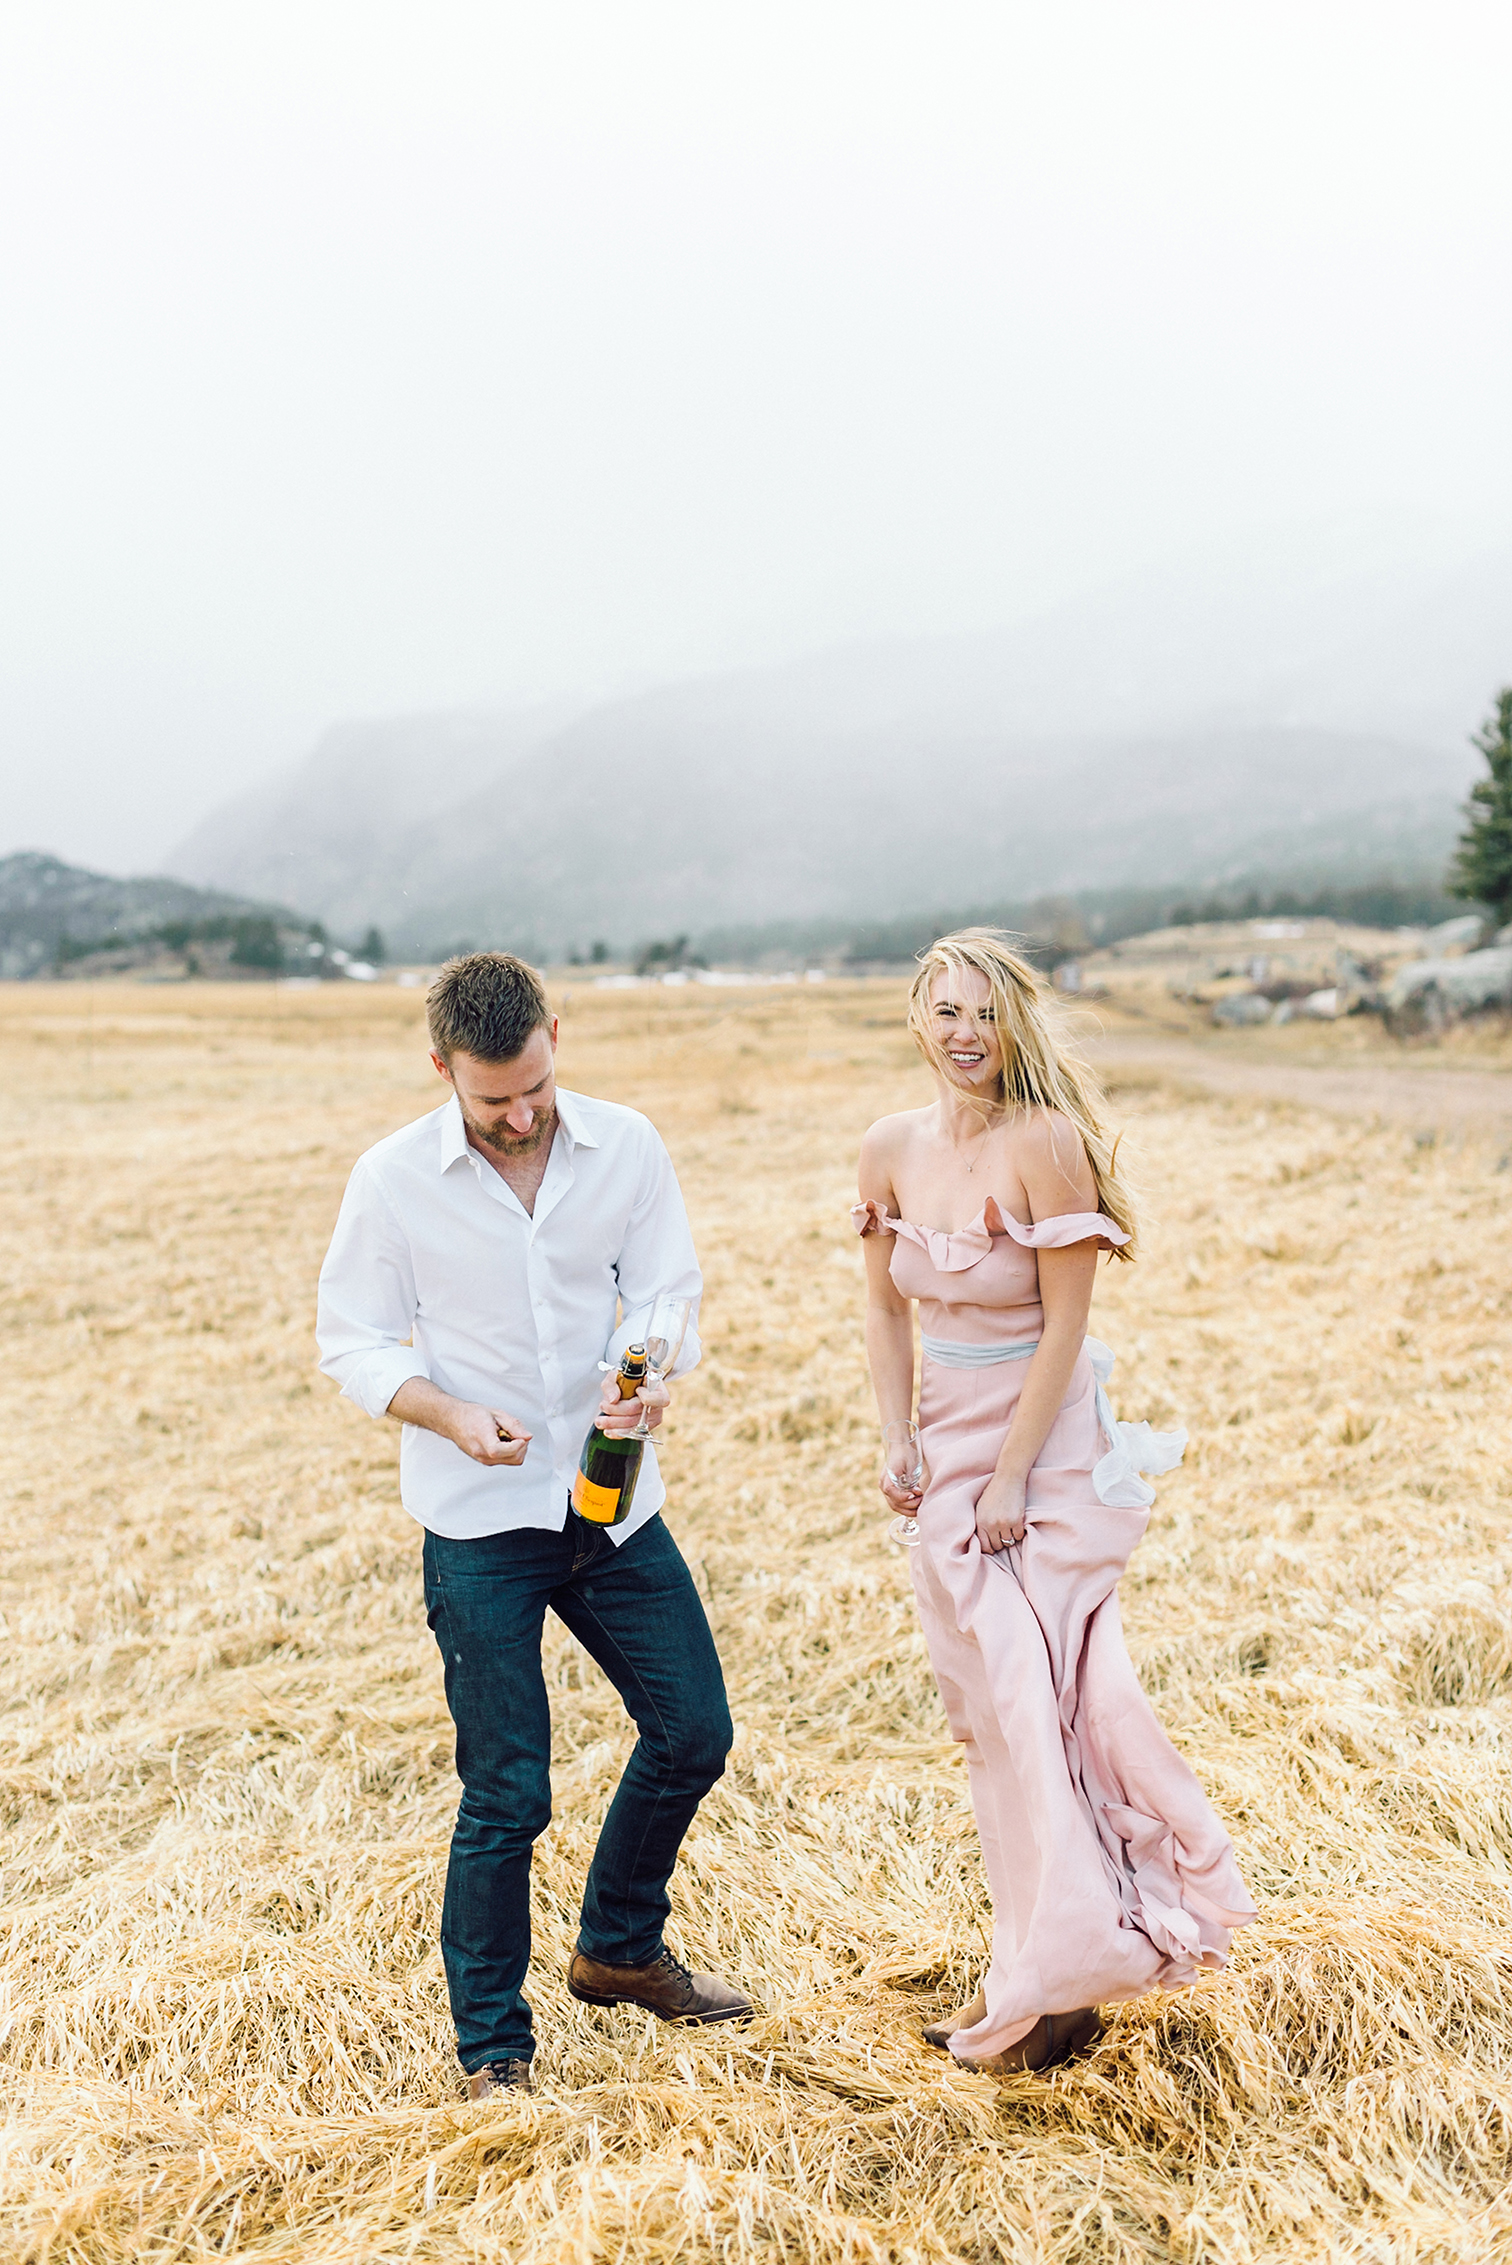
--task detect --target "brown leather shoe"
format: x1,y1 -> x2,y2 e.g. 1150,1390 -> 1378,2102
568,1945 -> 753,2025
466,2057 -> 533,2100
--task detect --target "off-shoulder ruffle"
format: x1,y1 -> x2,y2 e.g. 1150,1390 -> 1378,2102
850,1197 -> 1128,1271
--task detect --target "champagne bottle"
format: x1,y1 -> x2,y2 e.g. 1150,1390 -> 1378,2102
570,1343 -> 648,1526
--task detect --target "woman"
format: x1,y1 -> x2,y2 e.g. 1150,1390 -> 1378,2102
855,930 -> 1255,2072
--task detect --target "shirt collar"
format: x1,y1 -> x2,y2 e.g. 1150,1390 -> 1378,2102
438,1092 -> 471,1171
552,1086 -> 599,1153
436,1084 -> 598,1171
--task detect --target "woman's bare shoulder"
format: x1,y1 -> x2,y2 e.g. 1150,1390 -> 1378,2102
1005,1103 -> 1083,1154
1006,1107 -> 1096,1198
858,1107 -> 929,1200
859,1106 -> 931,1158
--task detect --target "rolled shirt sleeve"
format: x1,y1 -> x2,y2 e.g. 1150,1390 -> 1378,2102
316,1158 -> 432,1417
604,1122 -> 703,1378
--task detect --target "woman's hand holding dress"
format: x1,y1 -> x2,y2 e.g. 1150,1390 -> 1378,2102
973,1465 -> 1028,1551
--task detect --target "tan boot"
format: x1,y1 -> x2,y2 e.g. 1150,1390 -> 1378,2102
922,1987 -> 988,2049
568,1946 -> 753,2025
978,2016 -> 1054,2073
977,2006 -> 1102,2077
1044,2006 -> 1102,2063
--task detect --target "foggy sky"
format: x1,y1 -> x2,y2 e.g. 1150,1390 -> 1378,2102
3,1 -> 1512,875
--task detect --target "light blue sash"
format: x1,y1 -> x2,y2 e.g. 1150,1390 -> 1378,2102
920,1334 -> 1039,1368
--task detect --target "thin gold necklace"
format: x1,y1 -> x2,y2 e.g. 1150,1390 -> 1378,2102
959,1112 -> 997,1173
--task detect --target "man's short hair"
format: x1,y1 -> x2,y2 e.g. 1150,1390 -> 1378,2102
427,952 -> 552,1063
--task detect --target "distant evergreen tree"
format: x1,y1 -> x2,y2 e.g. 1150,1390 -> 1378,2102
359,926 -> 386,964
230,916 -> 284,971
1451,688 -> 1512,925
635,934 -> 691,976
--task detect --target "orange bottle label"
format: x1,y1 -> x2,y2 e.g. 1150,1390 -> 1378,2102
572,1472 -> 621,1524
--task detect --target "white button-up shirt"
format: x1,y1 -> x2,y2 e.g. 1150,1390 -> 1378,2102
315,1087 -> 702,1542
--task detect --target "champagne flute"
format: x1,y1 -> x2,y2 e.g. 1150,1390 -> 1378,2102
882,1419 -> 925,1547
629,1294 -> 692,1442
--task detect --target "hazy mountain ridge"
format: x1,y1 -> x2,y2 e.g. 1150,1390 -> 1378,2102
166,535 -> 1510,957
0,851 -> 303,979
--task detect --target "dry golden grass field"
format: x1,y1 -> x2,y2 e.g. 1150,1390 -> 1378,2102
3,979 -> 1512,2264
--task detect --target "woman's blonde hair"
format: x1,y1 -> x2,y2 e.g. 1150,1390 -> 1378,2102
906,927 -> 1138,1259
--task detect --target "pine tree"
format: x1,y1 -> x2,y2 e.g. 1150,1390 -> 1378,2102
1450,689 -> 1512,927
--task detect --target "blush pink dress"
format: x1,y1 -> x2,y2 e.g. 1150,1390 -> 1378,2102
854,1196 -> 1256,2064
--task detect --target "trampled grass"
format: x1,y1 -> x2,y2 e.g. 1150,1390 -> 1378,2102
2,979 -> 1511,2262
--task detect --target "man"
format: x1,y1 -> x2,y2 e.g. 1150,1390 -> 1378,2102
316,951 -> 749,2098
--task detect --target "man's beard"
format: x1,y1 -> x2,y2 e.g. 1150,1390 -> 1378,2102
466,1102 -> 558,1161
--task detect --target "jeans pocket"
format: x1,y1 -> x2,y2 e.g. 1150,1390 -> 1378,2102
424,1559 -> 460,1667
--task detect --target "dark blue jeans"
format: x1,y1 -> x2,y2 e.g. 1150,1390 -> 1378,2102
423,1510 -> 733,2071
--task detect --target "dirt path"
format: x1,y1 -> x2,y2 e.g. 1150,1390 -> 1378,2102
1085,1031 -> 1512,1139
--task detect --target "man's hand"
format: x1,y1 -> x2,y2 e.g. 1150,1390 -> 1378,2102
447,1403 -> 533,1466
596,1370 -> 671,1438
975,1467 -> 1028,1554
387,1378 -> 531,1467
